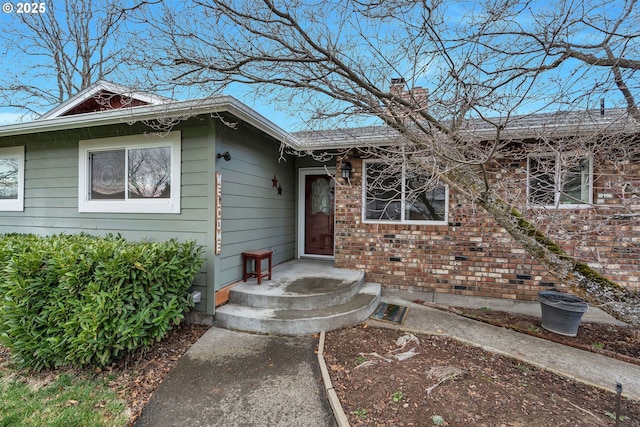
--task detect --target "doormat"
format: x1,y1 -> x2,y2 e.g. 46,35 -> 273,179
370,302 -> 409,325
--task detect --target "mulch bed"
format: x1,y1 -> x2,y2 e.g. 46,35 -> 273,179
323,303 -> 640,426
324,323 -> 640,426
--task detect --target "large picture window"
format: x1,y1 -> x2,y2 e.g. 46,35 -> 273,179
363,161 -> 448,224
79,132 -> 181,213
527,153 -> 592,207
0,146 -> 25,211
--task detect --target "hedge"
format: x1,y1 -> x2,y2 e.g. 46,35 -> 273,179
0,234 -> 204,370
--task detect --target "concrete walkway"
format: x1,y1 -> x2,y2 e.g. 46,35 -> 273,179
135,328 -> 335,427
136,292 -> 640,426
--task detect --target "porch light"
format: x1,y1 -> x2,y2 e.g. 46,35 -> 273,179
341,162 -> 352,180
217,151 -> 231,161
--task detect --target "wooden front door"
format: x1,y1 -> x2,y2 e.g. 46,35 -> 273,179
304,175 -> 334,256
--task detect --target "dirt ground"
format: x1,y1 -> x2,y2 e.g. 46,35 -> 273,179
0,323 -> 211,426
2,307 -> 639,426
107,323 -> 212,424
322,307 -> 640,426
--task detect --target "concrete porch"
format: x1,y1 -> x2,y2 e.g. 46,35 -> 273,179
214,259 -> 381,335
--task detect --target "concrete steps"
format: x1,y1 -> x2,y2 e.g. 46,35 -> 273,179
214,260 -> 381,335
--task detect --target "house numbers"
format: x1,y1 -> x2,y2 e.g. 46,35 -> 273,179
215,172 -> 222,254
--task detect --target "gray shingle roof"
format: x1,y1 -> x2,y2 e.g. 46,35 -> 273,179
293,109 -> 639,149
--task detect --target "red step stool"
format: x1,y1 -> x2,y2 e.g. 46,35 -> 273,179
242,250 -> 273,284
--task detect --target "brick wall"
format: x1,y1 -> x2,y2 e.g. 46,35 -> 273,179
334,155 -> 640,301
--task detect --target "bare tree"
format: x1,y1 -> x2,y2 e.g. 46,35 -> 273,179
0,0 -> 152,118
141,0 -> 640,325
128,147 -> 172,198
0,159 -> 19,199
468,0 -> 640,121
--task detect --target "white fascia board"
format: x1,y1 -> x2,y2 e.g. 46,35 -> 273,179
38,80 -> 172,120
0,96 -> 303,149
223,97 -> 302,148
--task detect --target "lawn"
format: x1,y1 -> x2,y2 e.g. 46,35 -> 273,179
0,323 -> 209,426
0,367 -> 128,427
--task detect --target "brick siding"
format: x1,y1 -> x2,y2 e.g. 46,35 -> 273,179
334,155 -> 640,301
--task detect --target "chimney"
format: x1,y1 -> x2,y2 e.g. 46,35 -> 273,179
390,77 -> 406,95
387,77 -> 428,120
410,87 -> 429,107
390,77 -> 428,105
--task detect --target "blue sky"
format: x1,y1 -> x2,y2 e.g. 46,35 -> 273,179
0,1 -> 306,129
0,0 -> 635,130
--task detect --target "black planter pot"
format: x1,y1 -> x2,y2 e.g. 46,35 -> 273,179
538,290 -> 588,337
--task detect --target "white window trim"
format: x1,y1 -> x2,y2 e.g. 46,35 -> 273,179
0,146 -> 25,212
362,160 -> 448,225
78,131 -> 181,214
526,152 -> 593,209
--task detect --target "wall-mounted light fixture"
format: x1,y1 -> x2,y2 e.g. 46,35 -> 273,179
217,151 -> 231,161
341,161 -> 352,180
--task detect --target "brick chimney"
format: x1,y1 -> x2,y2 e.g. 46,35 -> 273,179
390,77 -> 407,95
389,77 -> 428,110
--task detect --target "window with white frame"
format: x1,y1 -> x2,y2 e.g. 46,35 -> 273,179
78,131 -> 181,213
0,146 -> 25,211
527,152 -> 592,207
363,161 -> 448,223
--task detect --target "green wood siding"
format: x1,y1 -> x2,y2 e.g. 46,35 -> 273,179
0,123 -> 212,311
216,124 -> 296,287
0,117 -> 297,315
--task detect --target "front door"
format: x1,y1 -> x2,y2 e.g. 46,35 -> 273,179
304,174 -> 334,256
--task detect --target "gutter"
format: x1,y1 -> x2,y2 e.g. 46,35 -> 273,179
0,96 -> 303,149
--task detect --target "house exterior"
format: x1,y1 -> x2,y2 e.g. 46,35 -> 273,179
0,81 -> 638,320
296,111 -> 640,301
0,81 -> 330,317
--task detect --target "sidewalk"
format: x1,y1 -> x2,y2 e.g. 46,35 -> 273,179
134,328 -> 335,427
136,292 -> 639,426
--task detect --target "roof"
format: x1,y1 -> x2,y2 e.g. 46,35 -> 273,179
38,80 -> 172,120
294,109 -> 640,149
3,81 -> 638,151
0,84 -> 300,148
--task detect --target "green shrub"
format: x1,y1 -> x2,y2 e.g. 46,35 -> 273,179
0,233 -> 204,370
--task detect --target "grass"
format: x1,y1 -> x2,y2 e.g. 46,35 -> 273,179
0,367 -> 128,427
392,390 -> 404,402
352,408 -> 367,419
605,411 -> 628,421
527,325 -> 541,333
355,355 -> 368,365
431,414 -> 445,426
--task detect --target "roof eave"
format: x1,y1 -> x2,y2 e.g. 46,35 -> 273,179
37,80 -> 172,120
295,117 -> 640,149
0,96 -> 301,148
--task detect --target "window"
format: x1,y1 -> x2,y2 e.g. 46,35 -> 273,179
78,132 -> 181,213
363,161 -> 448,223
0,146 -> 25,212
527,153 -> 592,207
